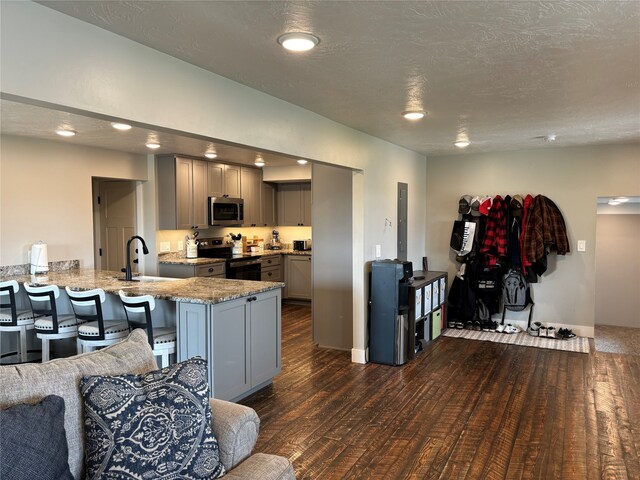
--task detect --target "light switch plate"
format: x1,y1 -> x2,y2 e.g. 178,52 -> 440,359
577,240 -> 586,252
375,244 -> 381,258
178,240 -> 184,251
160,242 -> 170,253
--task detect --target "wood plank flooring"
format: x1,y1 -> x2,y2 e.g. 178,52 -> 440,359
240,305 -> 640,479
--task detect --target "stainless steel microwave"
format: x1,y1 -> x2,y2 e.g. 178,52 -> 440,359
209,197 -> 244,226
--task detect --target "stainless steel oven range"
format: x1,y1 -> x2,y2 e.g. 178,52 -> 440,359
197,237 -> 261,281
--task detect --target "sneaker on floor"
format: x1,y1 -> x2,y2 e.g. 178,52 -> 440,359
496,324 -> 505,333
539,326 -> 548,338
547,326 -> 556,339
504,324 -> 520,334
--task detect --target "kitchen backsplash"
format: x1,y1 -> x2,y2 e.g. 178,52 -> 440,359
157,226 -> 311,253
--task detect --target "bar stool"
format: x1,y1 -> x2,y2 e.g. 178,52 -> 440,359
118,290 -> 176,368
23,283 -> 83,362
65,287 -> 129,353
0,280 -> 36,362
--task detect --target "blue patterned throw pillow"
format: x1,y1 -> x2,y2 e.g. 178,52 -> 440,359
80,358 -> 225,480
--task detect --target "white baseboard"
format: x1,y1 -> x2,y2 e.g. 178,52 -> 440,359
351,348 -> 367,364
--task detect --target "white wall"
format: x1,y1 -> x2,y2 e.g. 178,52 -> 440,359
426,143 -> 640,336
0,135 -> 147,267
0,2 -> 427,360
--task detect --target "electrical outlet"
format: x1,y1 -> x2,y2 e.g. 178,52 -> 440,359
375,245 -> 382,258
577,240 -> 586,252
160,242 -> 170,253
178,240 -> 184,251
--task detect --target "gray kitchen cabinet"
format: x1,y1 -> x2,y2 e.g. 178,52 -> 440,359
285,254 -> 312,300
277,182 -> 312,226
262,182 -> 277,226
176,289 -> 282,402
261,255 -> 282,282
240,167 -> 262,226
207,162 -> 241,198
159,262 -> 225,279
157,155 -> 209,230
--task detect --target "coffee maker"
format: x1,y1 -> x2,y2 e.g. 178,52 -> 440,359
270,230 -> 281,250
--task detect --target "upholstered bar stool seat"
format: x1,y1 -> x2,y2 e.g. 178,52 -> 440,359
66,287 -> 129,353
24,283 -> 82,362
118,290 -> 176,368
0,280 -> 36,362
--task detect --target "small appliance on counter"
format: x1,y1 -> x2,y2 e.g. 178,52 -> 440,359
30,241 -> 49,274
293,239 -> 312,251
270,230 -> 281,250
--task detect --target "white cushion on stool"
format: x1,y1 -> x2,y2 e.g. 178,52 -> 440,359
78,320 -> 129,338
0,309 -> 35,325
34,315 -> 82,332
152,327 -> 176,346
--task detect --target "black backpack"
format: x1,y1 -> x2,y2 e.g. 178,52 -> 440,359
501,269 -> 534,326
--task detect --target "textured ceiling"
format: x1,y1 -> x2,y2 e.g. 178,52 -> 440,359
12,1 -> 640,157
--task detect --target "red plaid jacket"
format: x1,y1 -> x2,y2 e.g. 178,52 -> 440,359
480,195 -> 507,267
523,195 -> 570,263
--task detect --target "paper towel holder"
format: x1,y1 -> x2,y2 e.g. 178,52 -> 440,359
30,241 -> 49,275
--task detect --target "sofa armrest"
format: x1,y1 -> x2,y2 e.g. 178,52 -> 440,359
209,398 -> 260,471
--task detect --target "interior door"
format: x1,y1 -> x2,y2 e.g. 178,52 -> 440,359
98,180 -> 137,271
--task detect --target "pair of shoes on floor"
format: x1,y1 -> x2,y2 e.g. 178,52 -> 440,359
557,328 -> 577,340
496,323 -> 520,334
539,325 -> 557,338
482,320 -> 498,332
527,321 -> 542,336
454,321 -> 464,329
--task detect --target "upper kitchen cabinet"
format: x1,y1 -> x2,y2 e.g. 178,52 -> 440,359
262,182 -> 277,227
241,167 -> 262,227
157,155 -> 209,230
207,163 -> 241,198
278,182 -> 312,226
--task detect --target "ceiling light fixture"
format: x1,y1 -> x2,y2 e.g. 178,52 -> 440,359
145,142 -> 160,149
454,140 -> 471,148
205,151 -> 217,159
297,159 -> 308,165
402,110 -> 426,121
254,159 -> 265,167
545,134 -> 557,142
608,199 -> 621,206
613,196 -> 629,203
111,122 -> 132,131
277,32 -> 320,52
55,128 -> 76,137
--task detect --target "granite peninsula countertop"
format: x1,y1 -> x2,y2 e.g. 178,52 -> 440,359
0,269 -> 284,305
158,249 -> 311,265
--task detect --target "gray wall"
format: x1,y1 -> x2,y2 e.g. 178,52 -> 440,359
425,143 -> 640,336
595,214 -> 640,328
312,163 -> 353,350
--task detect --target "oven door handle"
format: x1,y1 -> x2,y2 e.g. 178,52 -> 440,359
229,258 -> 262,268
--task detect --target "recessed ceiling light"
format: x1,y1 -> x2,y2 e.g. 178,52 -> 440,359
545,134 -> 557,142
608,199 -> 621,206
56,128 -> 76,137
205,151 -> 217,159
613,197 -> 629,203
402,110 -> 426,121
454,140 -> 471,148
111,122 -> 132,131
145,142 -> 160,149
277,32 -> 320,52
297,159 -> 308,165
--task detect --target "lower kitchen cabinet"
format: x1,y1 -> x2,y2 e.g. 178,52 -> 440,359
176,289 -> 281,401
261,255 -> 282,282
284,255 -> 312,300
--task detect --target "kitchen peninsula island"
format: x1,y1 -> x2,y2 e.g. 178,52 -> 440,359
0,269 -> 283,401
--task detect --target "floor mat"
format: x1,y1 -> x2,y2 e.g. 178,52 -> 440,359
442,328 -> 590,354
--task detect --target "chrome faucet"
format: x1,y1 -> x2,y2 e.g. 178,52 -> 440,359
124,235 -> 149,281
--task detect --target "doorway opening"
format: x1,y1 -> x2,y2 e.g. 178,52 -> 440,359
593,195 -> 640,355
92,179 -> 138,272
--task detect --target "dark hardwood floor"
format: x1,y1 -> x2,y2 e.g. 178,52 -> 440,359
240,305 -> 640,479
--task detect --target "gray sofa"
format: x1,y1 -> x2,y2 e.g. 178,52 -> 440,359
0,329 -> 295,480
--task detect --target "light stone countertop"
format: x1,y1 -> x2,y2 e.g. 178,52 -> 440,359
158,249 -> 311,265
0,269 -> 283,305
